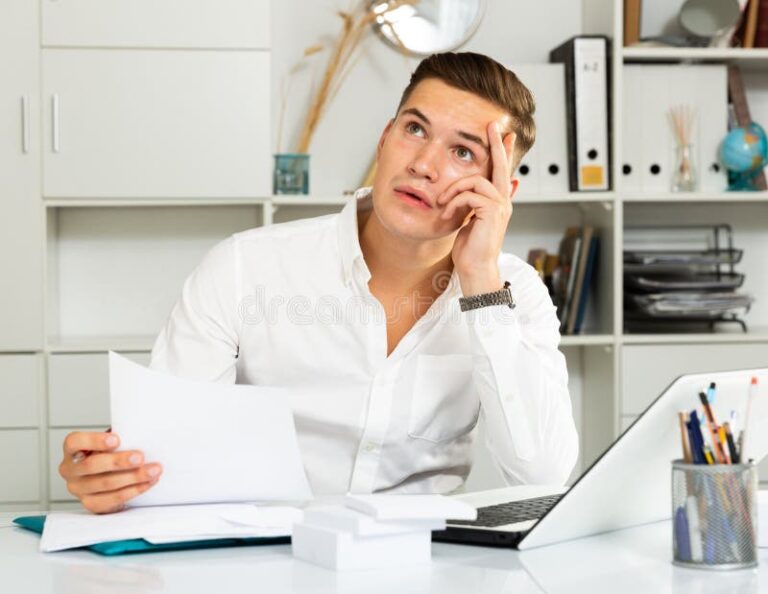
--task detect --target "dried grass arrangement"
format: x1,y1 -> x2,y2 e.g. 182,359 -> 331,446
283,0 -> 416,154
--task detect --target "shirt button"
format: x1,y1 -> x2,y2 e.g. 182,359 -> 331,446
363,441 -> 377,453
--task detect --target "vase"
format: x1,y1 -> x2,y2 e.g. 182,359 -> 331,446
273,153 -> 309,195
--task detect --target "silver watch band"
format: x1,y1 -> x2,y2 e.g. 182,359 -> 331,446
459,281 -> 515,312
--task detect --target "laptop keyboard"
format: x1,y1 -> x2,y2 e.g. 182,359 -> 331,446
448,494 -> 563,528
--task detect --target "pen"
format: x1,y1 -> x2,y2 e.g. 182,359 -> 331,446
707,381 -> 717,405
717,426 -> 731,464
699,392 -> 727,464
724,422 -> 740,464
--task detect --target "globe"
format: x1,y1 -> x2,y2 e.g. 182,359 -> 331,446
720,122 -> 768,174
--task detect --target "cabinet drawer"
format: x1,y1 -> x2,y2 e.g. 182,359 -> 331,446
0,354 -> 41,427
48,352 -> 151,427
0,430 -> 40,502
621,344 -> 768,415
43,49 -> 271,198
43,0 -> 270,49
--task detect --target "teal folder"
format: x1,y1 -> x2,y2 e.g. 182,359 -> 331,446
13,515 -> 290,556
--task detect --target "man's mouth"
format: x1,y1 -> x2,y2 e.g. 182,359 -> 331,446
394,186 -> 433,208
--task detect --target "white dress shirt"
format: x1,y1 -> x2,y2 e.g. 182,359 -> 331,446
150,187 -> 578,495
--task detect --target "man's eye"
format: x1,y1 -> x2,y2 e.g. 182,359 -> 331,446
455,146 -> 474,162
406,122 -> 424,136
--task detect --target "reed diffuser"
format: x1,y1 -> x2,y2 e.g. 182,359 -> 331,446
669,104 -> 697,192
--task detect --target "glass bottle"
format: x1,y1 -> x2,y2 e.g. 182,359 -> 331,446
671,144 -> 697,192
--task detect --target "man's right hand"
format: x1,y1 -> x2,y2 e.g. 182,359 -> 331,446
58,431 -> 163,514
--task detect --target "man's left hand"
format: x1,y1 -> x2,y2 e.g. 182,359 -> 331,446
436,121 -> 516,297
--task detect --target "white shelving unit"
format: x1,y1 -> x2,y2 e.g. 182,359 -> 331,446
2,0 -> 768,510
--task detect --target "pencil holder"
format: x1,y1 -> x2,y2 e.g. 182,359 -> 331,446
671,460 -> 757,570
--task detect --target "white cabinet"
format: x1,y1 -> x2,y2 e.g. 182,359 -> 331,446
0,355 -> 42,428
42,49 -> 271,198
0,430 -> 40,501
0,0 -> 43,351
42,0 -> 270,49
48,352 -> 151,428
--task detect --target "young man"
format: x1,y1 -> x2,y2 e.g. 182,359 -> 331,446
59,52 -> 578,514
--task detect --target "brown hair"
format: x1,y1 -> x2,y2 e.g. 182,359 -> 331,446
396,52 -> 536,172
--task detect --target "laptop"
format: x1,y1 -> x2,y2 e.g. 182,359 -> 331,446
433,367 -> 768,550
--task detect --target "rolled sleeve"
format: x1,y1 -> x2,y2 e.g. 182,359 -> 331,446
466,259 -> 578,486
150,236 -> 240,383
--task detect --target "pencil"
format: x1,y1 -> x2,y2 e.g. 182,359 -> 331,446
678,411 -> 692,463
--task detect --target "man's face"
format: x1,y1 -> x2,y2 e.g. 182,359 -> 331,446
371,77 -> 514,241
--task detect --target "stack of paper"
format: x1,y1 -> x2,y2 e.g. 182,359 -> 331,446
40,504 -> 303,552
292,494 -> 477,571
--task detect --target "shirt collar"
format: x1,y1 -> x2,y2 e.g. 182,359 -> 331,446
337,187 -> 461,300
338,187 -> 374,286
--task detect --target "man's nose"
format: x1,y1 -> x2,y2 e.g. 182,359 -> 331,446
407,142 -> 441,182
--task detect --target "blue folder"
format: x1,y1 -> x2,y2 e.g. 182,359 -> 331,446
13,515 -> 290,556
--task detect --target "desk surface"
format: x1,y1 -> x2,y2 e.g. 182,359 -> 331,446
0,513 -> 763,594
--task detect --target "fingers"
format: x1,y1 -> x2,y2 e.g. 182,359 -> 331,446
437,175 -> 497,210
488,121 -> 517,197
69,464 -> 163,498
66,450 -> 146,478
442,190 -> 510,221
63,431 -> 119,457
81,477 -> 160,515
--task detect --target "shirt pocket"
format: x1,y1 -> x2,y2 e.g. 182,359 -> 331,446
407,354 -> 480,443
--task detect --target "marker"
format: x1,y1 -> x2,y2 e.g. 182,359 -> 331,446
739,377 -> 759,461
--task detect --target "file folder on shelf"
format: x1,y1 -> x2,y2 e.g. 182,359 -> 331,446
550,35 -> 612,192
622,65 -> 728,194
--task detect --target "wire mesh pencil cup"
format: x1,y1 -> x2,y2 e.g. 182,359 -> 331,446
671,460 -> 758,570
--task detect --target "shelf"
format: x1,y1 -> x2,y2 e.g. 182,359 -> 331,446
271,195 -> 353,206
621,192 -> 768,203
560,334 -> 615,347
42,193 -> 620,208
516,192 -> 615,204
622,328 -> 768,345
622,47 -> 768,66
44,197 -> 271,208
47,335 -> 156,353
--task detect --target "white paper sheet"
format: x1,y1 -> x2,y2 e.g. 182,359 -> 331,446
40,504 -> 303,552
109,352 -> 312,507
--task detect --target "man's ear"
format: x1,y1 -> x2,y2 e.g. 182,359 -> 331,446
376,118 -> 395,161
509,177 -> 520,201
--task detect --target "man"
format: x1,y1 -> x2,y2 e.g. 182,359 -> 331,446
59,52 -> 578,514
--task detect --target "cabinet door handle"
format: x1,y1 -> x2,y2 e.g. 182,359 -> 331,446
21,95 -> 30,154
52,94 -> 60,153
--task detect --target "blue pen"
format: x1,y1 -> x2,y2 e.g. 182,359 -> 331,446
707,382 -> 717,405
686,419 -> 703,464
675,506 -> 692,562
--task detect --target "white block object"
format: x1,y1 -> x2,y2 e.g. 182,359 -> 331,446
291,522 -> 432,571
303,505 -> 445,537
344,494 -> 477,522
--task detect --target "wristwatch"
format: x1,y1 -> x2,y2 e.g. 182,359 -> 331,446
459,281 -> 515,312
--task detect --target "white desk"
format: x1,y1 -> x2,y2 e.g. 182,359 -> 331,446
0,513 -> 763,593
